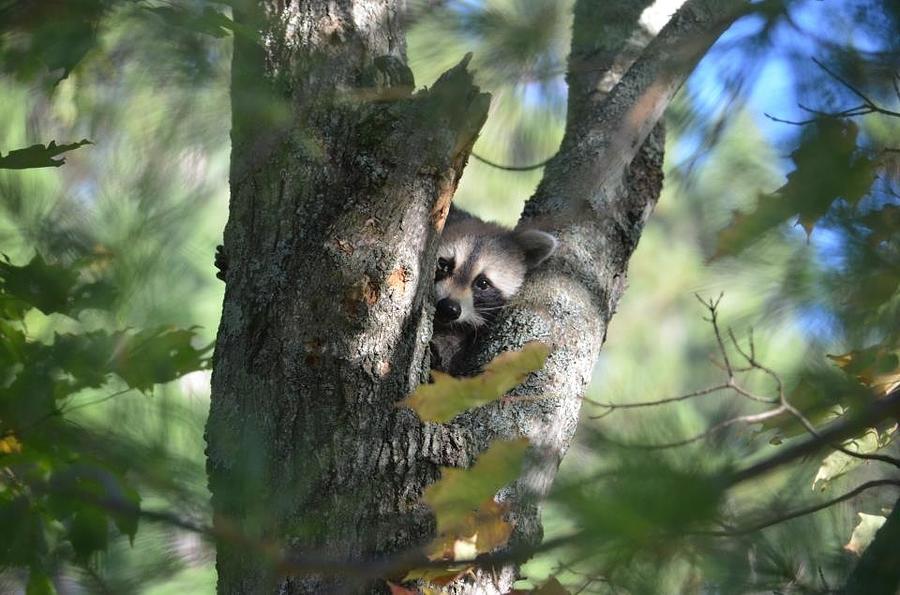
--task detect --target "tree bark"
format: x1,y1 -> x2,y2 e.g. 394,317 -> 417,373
207,1 -> 488,592
206,0 -> 747,593
446,0 -> 745,590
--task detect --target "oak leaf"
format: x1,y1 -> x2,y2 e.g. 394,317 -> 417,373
844,512 -> 887,555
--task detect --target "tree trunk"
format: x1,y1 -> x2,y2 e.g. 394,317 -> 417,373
206,0 -> 745,593
206,1 -> 488,592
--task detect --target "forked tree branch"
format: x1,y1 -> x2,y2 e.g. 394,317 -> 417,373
526,0 -> 749,218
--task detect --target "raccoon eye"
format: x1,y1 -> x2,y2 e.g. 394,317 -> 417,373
473,274 -> 492,290
435,257 -> 453,281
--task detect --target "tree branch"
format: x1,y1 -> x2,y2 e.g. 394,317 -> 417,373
697,480 -> 900,537
729,389 -> 900,487
526,0 -> 749,219
565,0 -> 659,138
591,298 -> 900,468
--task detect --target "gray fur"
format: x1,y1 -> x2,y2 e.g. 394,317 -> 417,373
430,208 -> 558,375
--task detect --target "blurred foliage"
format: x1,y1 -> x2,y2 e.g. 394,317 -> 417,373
402,439 -> 529,586
0,0 -> 899,593
1,0 -> 228,592
0,253 -> 210,591
713,118 -> 879,257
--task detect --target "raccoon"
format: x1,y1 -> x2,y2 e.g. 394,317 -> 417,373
429,209 -> 558,375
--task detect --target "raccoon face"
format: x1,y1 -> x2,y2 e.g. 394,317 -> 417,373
433,223 -> 557,329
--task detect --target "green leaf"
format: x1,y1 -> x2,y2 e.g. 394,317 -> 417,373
69,508 -> 109,561
143,6 -> 235,38
424,438 -> 529,536
0,254 -> 78,317
0,319 -> 29,368
108,327 -> 213,392
111,482 -> 141,546
844,512 -> 887,556
52,326 -> 212,393
0,495 -> 47,566
0,253 -> 116,319
0,140 -> 92,169
26,570 -> 57,595
713,119 -> 877,258
860,204 -> 900,247
402,342 -> 550,422
0,1 -> 109,84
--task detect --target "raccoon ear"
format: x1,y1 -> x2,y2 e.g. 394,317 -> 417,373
513,229 -> 558,269
446,205 -> 475,226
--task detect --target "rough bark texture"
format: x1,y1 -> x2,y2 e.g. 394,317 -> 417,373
565,0 -> 657,138
443,0 -> 746,589
207,0 -> 747,593
207,1 -> 488,592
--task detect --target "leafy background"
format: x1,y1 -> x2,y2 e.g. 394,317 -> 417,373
1,0 -> 898,592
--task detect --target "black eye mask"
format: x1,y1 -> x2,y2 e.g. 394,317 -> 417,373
435,257 -> 454,282
472,282 -> 505,322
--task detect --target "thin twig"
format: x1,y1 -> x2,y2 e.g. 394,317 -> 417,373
727,328 -> 784,400
727,326 -> 900,470
781,399 -> 900,469
598,406 -> 787,450
62,388 -> 135,414
471,152 -> 555,172
697,479 -> 900,537
730,389 -> 900,485
696,293 -> 733,378
587,384 -> 731,409
812,57 -> 900,118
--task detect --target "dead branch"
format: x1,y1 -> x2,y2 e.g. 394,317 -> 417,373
590,297 -> 900,470
696,479 -> 900,537
765,59 -> 900,125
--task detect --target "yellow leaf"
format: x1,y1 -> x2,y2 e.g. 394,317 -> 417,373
0,434 -> 22,454
844,512 -> 886,555
424,439 -> 529,537
452,534 -> 477,561
426,499 -> 514,561
401,342 -> 550,423
828,343 -> 900,397
473,499 -> 514,554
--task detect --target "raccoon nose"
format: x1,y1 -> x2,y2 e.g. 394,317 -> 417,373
435,298 -> 461,322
